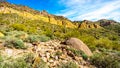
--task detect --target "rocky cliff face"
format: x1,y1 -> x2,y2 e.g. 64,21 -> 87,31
2,2 -> 119,29
97,19 -> 118,27
74,20 -> 101,29
0,2 -> 76,28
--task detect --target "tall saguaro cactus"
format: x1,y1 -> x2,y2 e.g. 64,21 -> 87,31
62,20 -> 67,33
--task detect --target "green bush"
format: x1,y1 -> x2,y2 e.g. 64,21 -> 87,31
11,23 -> 27,31
66,48 -> 88,60
26,35 -> 40,43
4,36 -> 16,48
24,53 -> 34,63
4,36 -> 26,49
39,35 -> 50,42
0,57 -> 28,68
90,53 -> 120,68
66,48 -> 82,56
58,61 -> 79,68
4,31 -> 28,40
35,59 -> 49,68
26,35 -> 50,43
0,53 -> 49,68
55,51 -> 63,56
13,39 -> 26,49
81,53 -> 88,60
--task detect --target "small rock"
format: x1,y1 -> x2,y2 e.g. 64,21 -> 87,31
60,54 -> 67,60
74,56 -> 80,61
49,59 -> 54,63
62,60 -> 68,63
55,56 -> 58,60
5,48 -> 13,57
45,43 -> 49,46
25,43 -> 33,47
67,51 -> 75,57
46,52 -> 50,59
42,57 -> 47,62
39,53 -> 45,57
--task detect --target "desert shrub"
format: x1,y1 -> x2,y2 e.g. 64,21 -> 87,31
26,35 -> 50,43
0,57 -> 28,68
39,35 -> 50,42
27,27 -> 37,34
26,35 -> 40,43
24,53 -> 34,63
104,24 -> 120,36
13,39 -> 26,49
4,36 -> 26,49
79,35 -> 97,51
0,54 -> 3,62
81,53 -> 88,60
67,48 -> 82,56
10,58 -> 28,68
0,53 -> 48,68
90,53 -> 120,68
58,61 -> 79,68
11,23 -> 27,31
55,51 -> 63,56
24,53 -> 34,68
45,30 -> 54,39
32,57 -> 49,68
4,36 -> 16,48
24,53 -> 49,68
96,38 -> 113,49
5,31 -> 28,40
112,41 -> 120,51
66,48 -> 88,60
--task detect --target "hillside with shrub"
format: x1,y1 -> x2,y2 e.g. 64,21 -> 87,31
0,2 -> 120,68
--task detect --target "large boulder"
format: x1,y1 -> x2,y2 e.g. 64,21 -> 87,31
65,38 -> 93,56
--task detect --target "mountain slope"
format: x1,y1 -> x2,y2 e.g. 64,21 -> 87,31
0,2 -> 120,68
0,2 -> 76,28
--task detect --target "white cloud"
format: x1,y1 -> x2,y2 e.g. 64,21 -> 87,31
56,0 -> 120,22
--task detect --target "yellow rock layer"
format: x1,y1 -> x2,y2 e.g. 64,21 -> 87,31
0,32 -> 4,37
0,7 -> 76,28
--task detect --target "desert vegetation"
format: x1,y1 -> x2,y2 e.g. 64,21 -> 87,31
0,2 -> 120,68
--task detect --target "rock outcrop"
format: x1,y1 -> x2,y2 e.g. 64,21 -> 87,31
64,38 -> 93,56
97,19 -> 118,26
74,20 -> 101,29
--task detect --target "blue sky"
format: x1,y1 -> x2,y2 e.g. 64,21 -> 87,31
7,0 -> 120,22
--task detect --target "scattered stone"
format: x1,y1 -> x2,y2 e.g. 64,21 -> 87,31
55,56 -> 58,60
1,40 -> 95,68
42,57 -> 47,62
60,54 -> 67,60
5,48 -> 13,56
25,43 -> 33,47
46,52 -> 50,59
67,50 -> 75,57
49,59 -> 54,63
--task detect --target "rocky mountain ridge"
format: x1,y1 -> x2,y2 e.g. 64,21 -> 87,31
1,2 -> 119,29
0,2 -> 76,28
